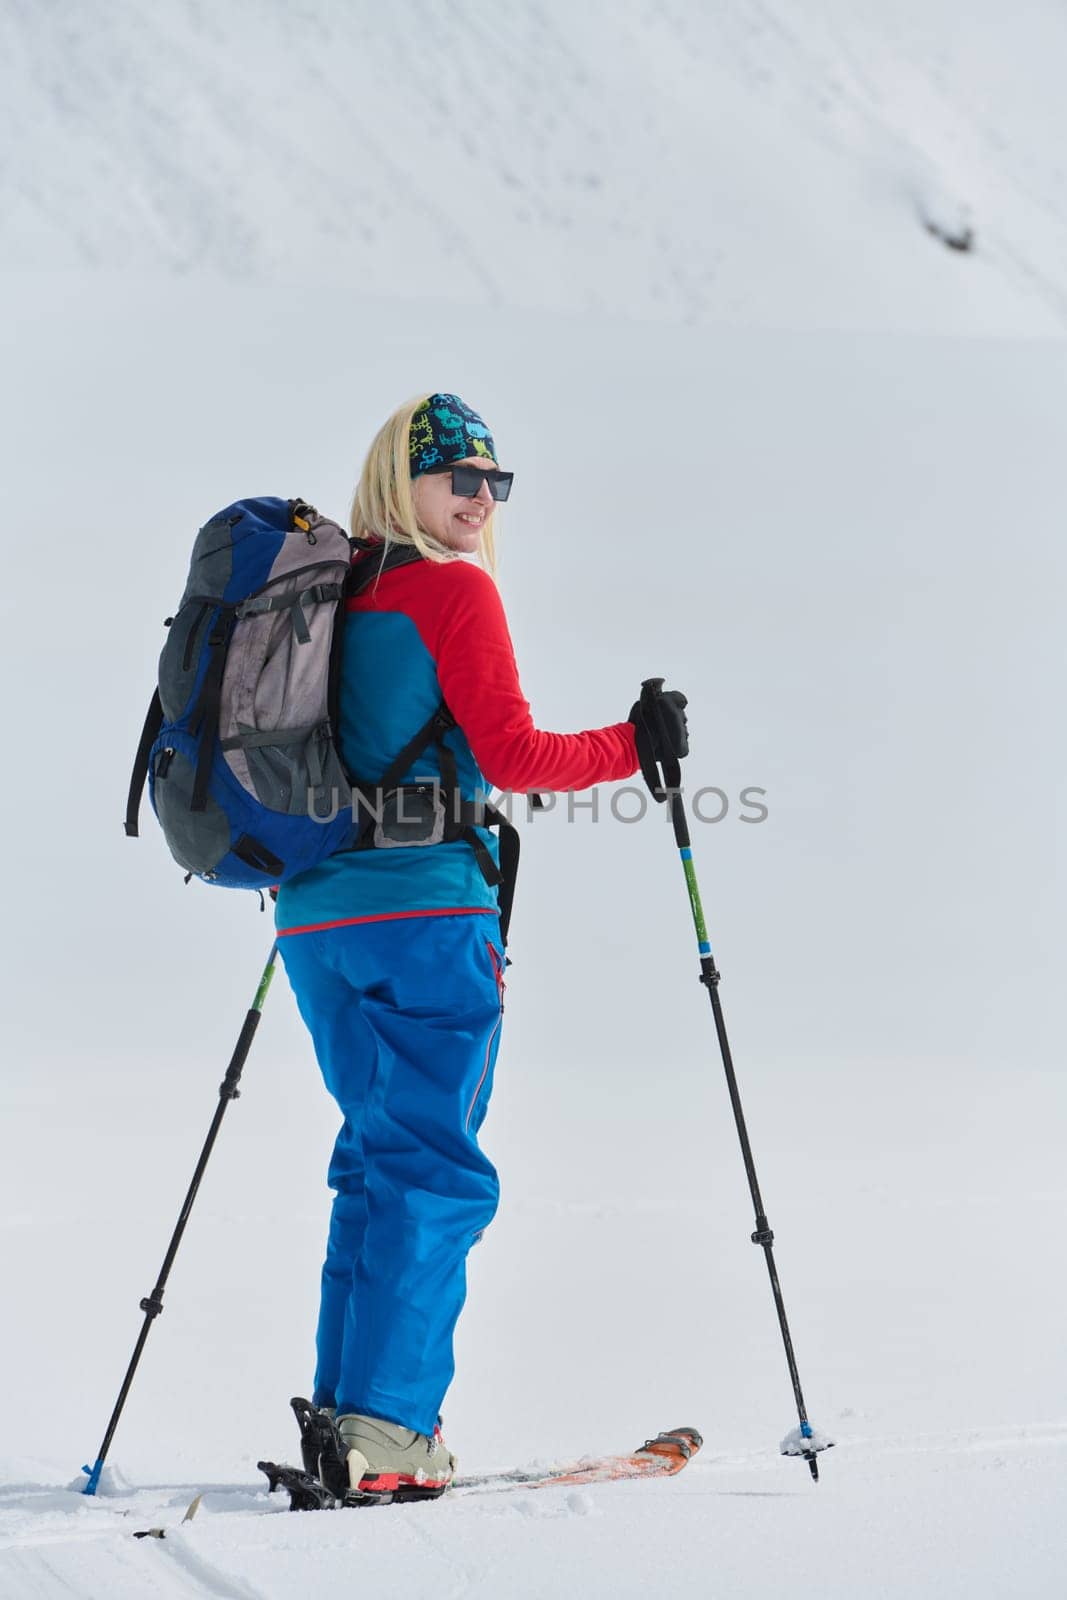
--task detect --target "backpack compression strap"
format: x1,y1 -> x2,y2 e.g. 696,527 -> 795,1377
125,689 -> 164,838
124,600 -> 236,831
187,608 -> 236,812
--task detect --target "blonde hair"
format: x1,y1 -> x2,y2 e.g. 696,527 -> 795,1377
350,393 -> 499,577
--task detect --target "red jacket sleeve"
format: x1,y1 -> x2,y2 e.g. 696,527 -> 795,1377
422,561 -> 639,793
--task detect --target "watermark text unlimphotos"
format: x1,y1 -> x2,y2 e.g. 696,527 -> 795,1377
308,783 -> 769,827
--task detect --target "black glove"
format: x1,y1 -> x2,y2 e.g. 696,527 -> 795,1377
629,685 -> 689,786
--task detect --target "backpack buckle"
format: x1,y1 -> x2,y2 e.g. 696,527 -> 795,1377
372,784 -> 447,849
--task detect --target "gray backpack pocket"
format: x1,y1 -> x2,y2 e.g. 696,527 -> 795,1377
152,745 -> 231,875
229,720 -> 350,817
218,563 -> 352,820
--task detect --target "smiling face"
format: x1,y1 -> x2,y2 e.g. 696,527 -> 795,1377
411,456 -> 498,554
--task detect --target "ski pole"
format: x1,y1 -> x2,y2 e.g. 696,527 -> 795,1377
81,942 -> 279,1495
634,679 -> 831,1482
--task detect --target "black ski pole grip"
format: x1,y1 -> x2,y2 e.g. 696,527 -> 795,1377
635,677 -> 682,801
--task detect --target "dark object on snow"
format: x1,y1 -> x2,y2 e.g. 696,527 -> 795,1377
131,1492 -> 201,1539
81,947 -> 279,1496
633,677 -> 833,1483
924,217 -> 975,253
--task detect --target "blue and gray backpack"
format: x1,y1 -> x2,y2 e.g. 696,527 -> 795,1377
125,497 -> 421,891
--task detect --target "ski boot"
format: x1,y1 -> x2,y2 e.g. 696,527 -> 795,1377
336,1411 -> 456,1504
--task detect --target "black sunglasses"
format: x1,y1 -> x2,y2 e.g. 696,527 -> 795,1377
422,463 -> 514,502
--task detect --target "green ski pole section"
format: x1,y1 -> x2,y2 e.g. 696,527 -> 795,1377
253,946 -> 278,1012
680,847 -> 711,955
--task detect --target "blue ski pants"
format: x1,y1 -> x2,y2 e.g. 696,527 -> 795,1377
279,912 -> 506,1437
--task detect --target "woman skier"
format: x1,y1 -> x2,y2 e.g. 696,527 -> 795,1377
275,393 -> 688,1501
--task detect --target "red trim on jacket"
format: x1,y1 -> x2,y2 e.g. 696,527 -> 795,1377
276,906 -> 499,938
348,558 -> 639,794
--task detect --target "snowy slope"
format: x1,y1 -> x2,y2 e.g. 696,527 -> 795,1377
2,2 -> 1067,1597
5,0 -> 1067,332
3,1426 -> 1066,1600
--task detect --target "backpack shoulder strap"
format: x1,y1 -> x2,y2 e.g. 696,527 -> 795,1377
343,543 -> 522,938
370,704 -> 455,798
347,540 -> 425,598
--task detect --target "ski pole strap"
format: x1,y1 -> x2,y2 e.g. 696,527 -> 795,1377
125,688 -> 164,838
638,744 -> 682,804
637,678 -> 683,803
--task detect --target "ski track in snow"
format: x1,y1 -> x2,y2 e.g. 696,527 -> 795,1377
156,1534 -> 266,1600
0,1537 -> 261,1600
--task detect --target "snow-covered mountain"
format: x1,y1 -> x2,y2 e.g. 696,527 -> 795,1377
6,0 -> 1067,332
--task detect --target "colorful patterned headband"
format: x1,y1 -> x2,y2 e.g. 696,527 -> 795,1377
409,394 -> 496,476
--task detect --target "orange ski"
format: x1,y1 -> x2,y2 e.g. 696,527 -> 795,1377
454,1427 -> 703,1494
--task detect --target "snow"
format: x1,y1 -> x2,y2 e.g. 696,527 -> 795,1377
780,1424 -> 835,1457
2,2 -> 1066,1596
5,1424 -> 1067,1597
6,0 -> 1067,333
